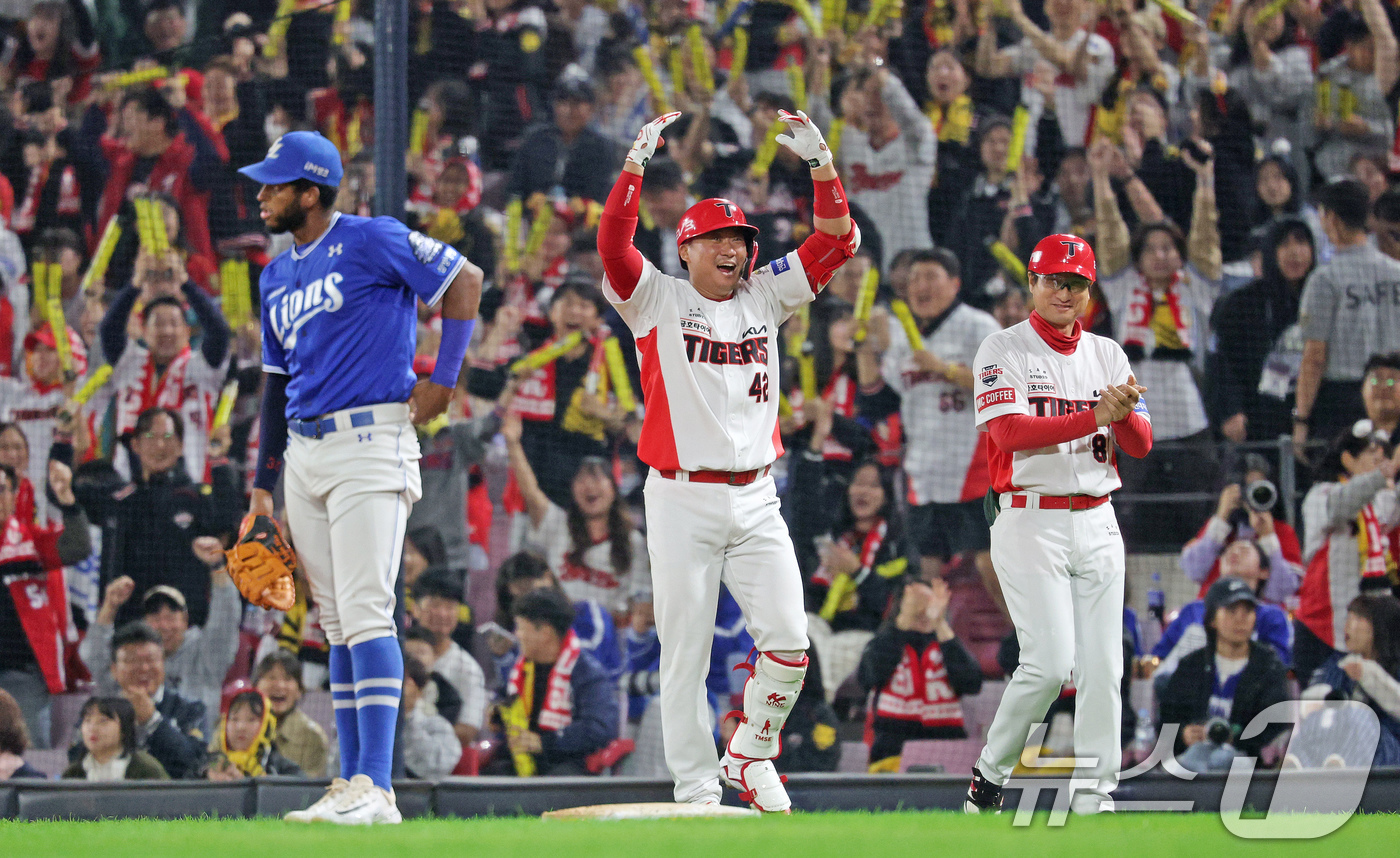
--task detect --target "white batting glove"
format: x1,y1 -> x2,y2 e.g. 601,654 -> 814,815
625,112 -> 683,169
775,109 -> 832,169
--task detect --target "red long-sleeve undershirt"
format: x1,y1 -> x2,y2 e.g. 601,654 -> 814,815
598,171 -> 646,299
987,410 -> 1153,458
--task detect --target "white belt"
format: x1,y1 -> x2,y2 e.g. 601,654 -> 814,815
288,402 -> 410,439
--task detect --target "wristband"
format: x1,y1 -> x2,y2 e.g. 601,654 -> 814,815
812,176 -> 849,220
431,317 -> 477,388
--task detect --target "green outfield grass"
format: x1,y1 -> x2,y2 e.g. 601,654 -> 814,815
3,812 -> 1400,858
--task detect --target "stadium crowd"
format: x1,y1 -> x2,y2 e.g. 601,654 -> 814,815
1,0 -> 1400,784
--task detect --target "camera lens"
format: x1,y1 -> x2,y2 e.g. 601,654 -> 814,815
1244,479 -> 1277,513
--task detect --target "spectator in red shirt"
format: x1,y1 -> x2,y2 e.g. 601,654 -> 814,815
2,0 -> 101,105
88,86 -> 224,269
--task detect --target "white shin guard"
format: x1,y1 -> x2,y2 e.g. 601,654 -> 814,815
726,652 -> 808,760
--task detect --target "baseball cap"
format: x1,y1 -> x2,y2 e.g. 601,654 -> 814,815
1204,576 -> 1257,621
142,584 -> 188,613
238,131 -> 343,188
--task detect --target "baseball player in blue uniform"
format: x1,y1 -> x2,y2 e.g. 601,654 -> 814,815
238,132 -> 483,824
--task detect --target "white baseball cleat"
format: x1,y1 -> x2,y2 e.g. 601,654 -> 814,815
285,777 -> 349,822
720,754 -> 791,814
324,774 -> 402,825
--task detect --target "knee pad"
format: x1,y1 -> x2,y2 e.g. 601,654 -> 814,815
725,652 -> 808,760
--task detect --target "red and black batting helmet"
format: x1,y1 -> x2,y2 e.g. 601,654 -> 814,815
676,198 -> 760,276
1028,233 -> 1096,283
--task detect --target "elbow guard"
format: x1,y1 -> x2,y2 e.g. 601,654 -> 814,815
798,223 -> 862,290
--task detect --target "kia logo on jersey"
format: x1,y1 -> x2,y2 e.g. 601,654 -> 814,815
980,364 -> 1003,387
269,272 -> 346,349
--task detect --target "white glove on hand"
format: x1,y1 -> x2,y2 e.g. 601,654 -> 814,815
626,112 -> 683,169
775,109 -> 833,169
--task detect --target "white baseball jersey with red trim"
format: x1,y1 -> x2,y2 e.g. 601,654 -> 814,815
972,320 -> 1146,496
881,303 -> 1001,504
0,379 -> 66,523
110,343 -> 226,482
603,251 -> 814,472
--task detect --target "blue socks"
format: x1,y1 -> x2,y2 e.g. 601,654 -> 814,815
349,635 -> 404,791
329,644 -> 359,781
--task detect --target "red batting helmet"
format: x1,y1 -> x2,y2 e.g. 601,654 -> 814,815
1028,233 -> 1096,283
676,198 -> 760,276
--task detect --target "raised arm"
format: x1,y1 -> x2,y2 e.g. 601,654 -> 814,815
1089,142 -> 1131,277
1360,0 -> 1400,96
1183,143 -> 1221,280
876,70 -> 936,166
598,113 -> 680,299
501,410 -> 551,528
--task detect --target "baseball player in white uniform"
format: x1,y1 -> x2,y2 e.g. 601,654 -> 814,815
598,111 -> 859,812
238,132 -> 483,824
964,234 -> 1152,815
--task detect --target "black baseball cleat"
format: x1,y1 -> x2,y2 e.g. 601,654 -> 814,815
964,766 -> 1003,814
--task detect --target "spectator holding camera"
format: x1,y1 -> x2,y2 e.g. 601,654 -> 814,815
1158,577 -> 1291,763
1179,454 -> 1304,603
1294,421 -> 1400,682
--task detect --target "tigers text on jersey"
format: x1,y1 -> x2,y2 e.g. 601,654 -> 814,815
881,303 -> 1001,504
603,252 -> 815,472
259,212 -> 466,419
973,320 -> 1148,496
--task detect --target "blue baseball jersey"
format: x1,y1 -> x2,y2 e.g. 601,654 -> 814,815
260,212 -> 466,418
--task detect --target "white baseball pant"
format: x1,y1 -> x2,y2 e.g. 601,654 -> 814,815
643,471 -> 809,804
283,403 -> 422,647
976,499 -> 1124,812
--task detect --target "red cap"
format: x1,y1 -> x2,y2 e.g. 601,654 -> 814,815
413,354 -> 437,377
23,325 -> 88,375
676,198 -> 760,276
1028,233 -> 1096,282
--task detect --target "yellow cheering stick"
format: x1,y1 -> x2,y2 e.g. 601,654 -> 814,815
211,380 -> 238,437
749,120 -> 785,178
503,198 -> 523,273
510,331 -> 584,374
889,299 -> 924,349
821,0 -> 838,35
1006,106 -> 1030,173
784,0 -> 823,36
861,0 -> 894,31
264,0 -> 296,58
988,239 -> 1028,282
147,198 -> 170,254
827,117 -> 844,162
778,390 -> 794,419
134,198 -> 158,252
819,572 -> 856,622
852,266 -> 878,343
634,44 -> 672,114
1253,0 -> 1291,25
499,666 -> 537,777
410,109 -> 430,156
523,202 -> 554,259
102,66 -> 168,91
44,262 -> 73,378
787,60 -> 806,111
731,27 -> 749,78
668,38 -> 687,102
603,337 -> 637,414
688,24 -> 714,94
333,0 -> 351,44
833,0 -> 848,33
72,364 -> 113,406
82,220 -> 121,294
221,260 -> 248,329
786,306 -> 818,401
1145,0 -> 1202,28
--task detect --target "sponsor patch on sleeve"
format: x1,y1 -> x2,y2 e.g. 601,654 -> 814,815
768,256 -> 790,275
408,230 -> 444,265
976,388 -> 1016,410
1134,395 -> 1150,417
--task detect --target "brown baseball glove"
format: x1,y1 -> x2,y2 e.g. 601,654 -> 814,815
226,514 -> 296,611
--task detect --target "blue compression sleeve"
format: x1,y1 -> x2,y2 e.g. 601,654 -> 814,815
430,317 -> 476,388
254,373 -> 289,492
